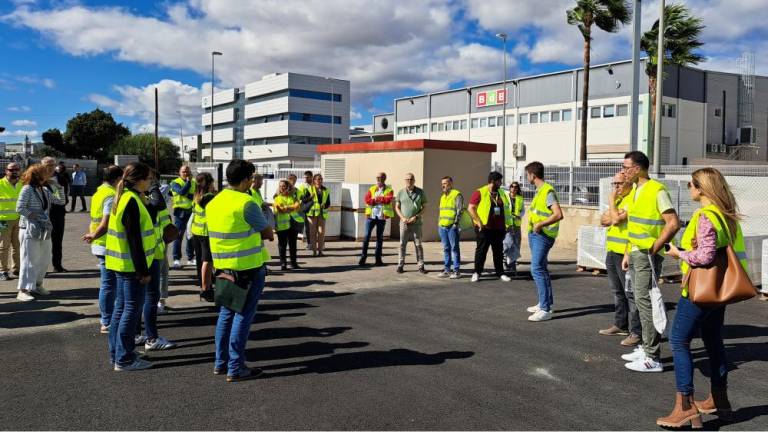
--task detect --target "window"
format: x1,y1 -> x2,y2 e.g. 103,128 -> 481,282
471,118 -> 478,128
714,108 -> 722,117
488,116 -> 496,127
438,122 -> 445,132
480,117 -> 487,128
530,113 -> 539,124
616,104 -> 628,117
666,104 -> 676,118
287,89 -> 341,102
562,109 -> 572,121
460,119 -> 467,130
445,121 -> 453,131
603,105 -> 615,118
497,116 -> 504,127
590,107 -> 602,118
519,113 -> 528,124
409,125 -> 417,134
551,111 -> 560,122
422,123 -> 428,131
540,112 -> 550,123
397,127 -> 405,134
506,115 -> 515,126
578,108 -> 582,120
453,120 -> 460,130
431,122 -> 438,132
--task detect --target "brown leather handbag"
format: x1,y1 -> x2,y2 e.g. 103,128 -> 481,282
682,211 -> 758,306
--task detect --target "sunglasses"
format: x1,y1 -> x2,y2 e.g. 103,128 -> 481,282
687,181 -> 698,189
612,182 -> 625,187
6,169 -> 19,172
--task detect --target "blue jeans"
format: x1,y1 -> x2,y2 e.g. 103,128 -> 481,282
97,255 -> 117,327
138,260 -> 161,340
172,209 -> 195,261
361,218 -> 386,261
670,296 -> 728,395
529,232 -> 555,312
438,226 -> 460,271
214,266 -> 266,376
109,272 -> 147,366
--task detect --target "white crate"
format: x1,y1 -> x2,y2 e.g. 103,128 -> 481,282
577,225 -> 681,277
341,210 -> 391,241
342,183 -> 374,209
263,179 -> 280,203
325,209 -> 341,239
744,235 -> 768,286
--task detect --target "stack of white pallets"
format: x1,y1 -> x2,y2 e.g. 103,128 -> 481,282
577,225 -> 681,277
340,183 -> 391,241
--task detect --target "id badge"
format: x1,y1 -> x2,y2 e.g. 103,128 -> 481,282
493,206 -> 501,216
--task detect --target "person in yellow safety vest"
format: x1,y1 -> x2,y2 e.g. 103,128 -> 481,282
437,176 -> 463,279
297,170 -> 314,250
169,165 -> 196,269
207,159 -> 274,382
306,173 -> 330,257
190,172 -> 216,302
104,162 -> 157,371
82,165 -> 123,334
525,162 -> 564,322
249,173 -> 273,266
274,179 -> 304,271
135,174 -> 177,352
620,150 -> 680,373
502,181 -> 525,276
0,162 -> 23,281
658,168 -> 746,428
598,171 -> 641,347
468,171 -> 514,283
359,172 -> 394,267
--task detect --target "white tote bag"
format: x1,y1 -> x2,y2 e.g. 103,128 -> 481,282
648,254 -> 667,334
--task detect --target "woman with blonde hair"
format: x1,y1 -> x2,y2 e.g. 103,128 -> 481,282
659,167 -> 746,428
273,179 -> 303,270
15,164 -> 54,302
306,173 -> 330,256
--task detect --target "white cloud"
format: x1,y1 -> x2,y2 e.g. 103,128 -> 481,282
7,105 -> 31,112
0,129 -> 39,140
15,75 -> 56,88
11,119 -> 37,127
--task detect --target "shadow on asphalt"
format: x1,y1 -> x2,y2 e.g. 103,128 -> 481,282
701,404 -> 768,430
157,311 -> 306,330
0,310 -> 91,328
262,290 -> 353,301
0,300 -> 91,314
45,269 -> 100,279
267,280 -> 337,288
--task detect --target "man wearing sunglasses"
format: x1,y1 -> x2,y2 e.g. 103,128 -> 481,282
0,163 -> 22,280
599,171 -> 641,347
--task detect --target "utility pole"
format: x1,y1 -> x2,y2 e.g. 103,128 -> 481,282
652,0 -> 665,174
496,32 -> 508,180
154,87 -> 159,171
629,0 -> 642,152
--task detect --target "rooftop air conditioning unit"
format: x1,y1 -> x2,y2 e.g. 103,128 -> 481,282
739,127 -> 757,144
720,145 -> 728,153
512,142 -> 526,158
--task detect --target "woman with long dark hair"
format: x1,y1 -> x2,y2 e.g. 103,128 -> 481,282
190,172 -> 216,301
105,162 -> 156,371
15,164 -> 54,302
660,168 -> 747,427
306,173 -> 330,256
274,179 -> 303,271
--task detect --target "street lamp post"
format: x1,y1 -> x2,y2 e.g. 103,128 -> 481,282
210,51 -> 222,162
652,0 -> 664,174
327,77 -> 335,144
176,109 -> 184,160
496,32 -> 508,180
629,0 -> 642,152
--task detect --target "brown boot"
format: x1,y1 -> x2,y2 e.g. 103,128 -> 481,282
695,387 -> 732,418
656,392 -> 703,429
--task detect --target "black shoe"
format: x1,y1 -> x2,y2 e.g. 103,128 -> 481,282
358,257 -> 367,267
226,366 -> 263,382
200,290 -> 215,303
418,266 -> 427,274
281,264 -> 288,271
290,263 -> 301,270
396,266 -> 404,274
375,260 -> 385,267
54,267 -> 67,273
213,367 -> 226,375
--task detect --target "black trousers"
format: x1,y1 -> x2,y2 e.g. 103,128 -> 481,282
473,228 -> 505,276
277,228 -> 298,265
50,204 -> 66,269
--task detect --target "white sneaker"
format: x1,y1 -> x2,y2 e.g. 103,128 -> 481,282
145,336 -> 176,351
526,304 -> 540,313
500,275 -> 512,282
471,273 -> 480,282
624,356 -> 663,373
33,286 -> 50,296
114,358 -> 153,371
620,346 -> 645,362
449,271 -> 460,279
16,290 -> 35,302
437,270 -> 450,278
528,309 -> 552,321
172,260 -> 182,269
187,259 -> 196,266
156,301 -> 167,315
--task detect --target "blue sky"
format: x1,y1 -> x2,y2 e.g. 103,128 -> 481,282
2,0 -> 767,144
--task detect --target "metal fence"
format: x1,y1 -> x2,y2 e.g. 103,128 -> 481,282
507,161 -> 622,206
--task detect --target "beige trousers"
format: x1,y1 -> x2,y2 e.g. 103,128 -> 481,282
307,216 -> 326,252
0,218 -> 20,273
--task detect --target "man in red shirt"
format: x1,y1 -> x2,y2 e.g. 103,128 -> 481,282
359,172 -> 394,266
468,171 -> 512,283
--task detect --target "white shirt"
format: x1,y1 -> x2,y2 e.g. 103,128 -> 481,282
371,186 -> 385,219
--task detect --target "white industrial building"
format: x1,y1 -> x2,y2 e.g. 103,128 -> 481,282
202,72 -> 350,170
392,58 -> 768,170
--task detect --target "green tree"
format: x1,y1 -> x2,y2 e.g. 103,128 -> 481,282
642,3 -> 704,139
63,109 -> 130,161
41,128 -> 71,154
33,145 -> 66,158
567,0 -> 631,161
109,133 -> 182,175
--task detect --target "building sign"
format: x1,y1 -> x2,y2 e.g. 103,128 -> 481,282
476,89 -> 506,108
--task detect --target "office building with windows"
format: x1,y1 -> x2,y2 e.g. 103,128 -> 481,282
393,59 -> 768,169
202,72 -> 350,169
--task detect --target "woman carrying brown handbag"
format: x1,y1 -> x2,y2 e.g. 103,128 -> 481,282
660,168 -> 747,428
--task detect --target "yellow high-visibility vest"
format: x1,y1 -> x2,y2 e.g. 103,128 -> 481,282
250,188 -> 264,207
605,192 -> 634,254
527,182 -> 559,238
206,189 -> 264,271
190,193 -> 214,237
438,189 -> 462,227
154,207 -> 172,260
0,177 -> 22,221
680,204 -> 748,297
476,185 -> 513,228
89,183 -> 116,248
307,187 -> 330,219
510,194 -> 524,228
171,177 -> 196,210
105,189 -> 156,272
274,194 -> 305,231
627,179 -> 667,250
364,185 -> 394,218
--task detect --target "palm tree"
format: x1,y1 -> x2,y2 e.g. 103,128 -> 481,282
642,3 -> 704,140
567,0 -> 631,161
